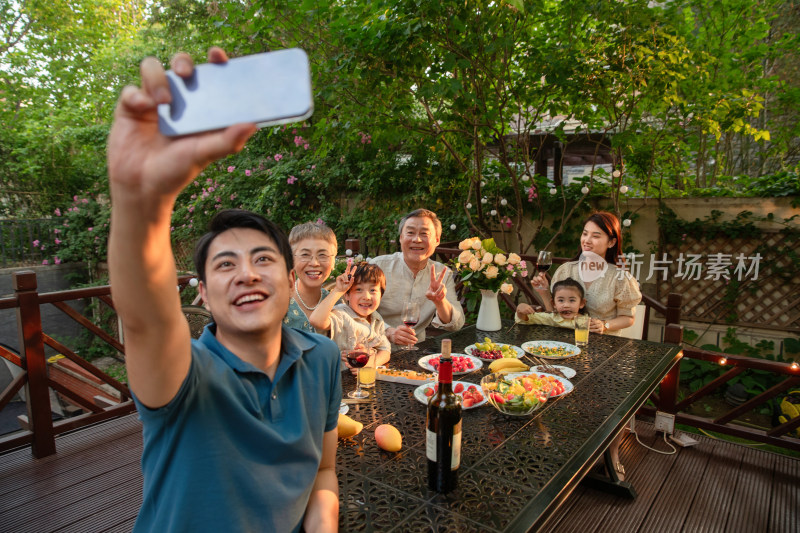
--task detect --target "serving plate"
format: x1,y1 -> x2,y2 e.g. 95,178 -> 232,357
529,365 -> 577,379
413,381 -> 488,410
417,354 -> 483,374
521,340 -> 581,360
464,343 -> 525,362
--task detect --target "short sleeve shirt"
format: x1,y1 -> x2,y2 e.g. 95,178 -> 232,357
328,304 -> 391,353
551,260 -> 642,325
131,325 -> 341,533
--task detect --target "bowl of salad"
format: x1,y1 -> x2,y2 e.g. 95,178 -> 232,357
480,372 -> 551,416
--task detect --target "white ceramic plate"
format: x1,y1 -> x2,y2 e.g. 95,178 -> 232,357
521,340 -> 581,360
339,401 -> 349,415
464,343 -> 525,362
529,365 -> 577,379
413,381 -> 488,410
418,354 -> 483,375
504,371 -> 574,398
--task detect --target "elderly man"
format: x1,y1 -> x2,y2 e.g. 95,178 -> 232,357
370,209 -> 465,347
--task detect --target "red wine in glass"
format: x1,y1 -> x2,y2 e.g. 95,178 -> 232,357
346,350 -> 371,399
537,250 -> 552,274
346,351 -> 370,369
401,301 -> 421,351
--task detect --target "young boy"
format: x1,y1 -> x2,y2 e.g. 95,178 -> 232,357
310,262 -> 391,371
515,277 -> 586,328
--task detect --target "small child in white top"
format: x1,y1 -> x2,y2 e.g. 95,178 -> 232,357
515,278 -> 586,328
310,262 -> 391,373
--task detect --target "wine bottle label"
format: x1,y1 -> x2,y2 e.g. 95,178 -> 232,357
451,422 -> 462,469
425,421 -> 462,469
426,428 -> 435,461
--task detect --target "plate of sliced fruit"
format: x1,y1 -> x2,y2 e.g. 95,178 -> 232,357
418,354 -> 483,375
465,337 -> 525,361
521,372 -> 573,397
414,381 -> 488,409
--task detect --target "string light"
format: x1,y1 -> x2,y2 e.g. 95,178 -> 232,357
718,357 -> 727,366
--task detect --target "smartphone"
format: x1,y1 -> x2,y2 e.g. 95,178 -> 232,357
157,48 -> 313,137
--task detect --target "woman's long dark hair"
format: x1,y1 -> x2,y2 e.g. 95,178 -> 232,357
573,211 -> 623,266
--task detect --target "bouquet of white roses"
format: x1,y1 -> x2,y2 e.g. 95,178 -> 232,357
452,237 -> 528,295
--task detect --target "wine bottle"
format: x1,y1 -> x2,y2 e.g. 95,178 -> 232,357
426,338 -> 462,492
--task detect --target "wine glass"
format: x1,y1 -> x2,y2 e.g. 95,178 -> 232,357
537,250 -> 552,274
346,349 -> 371,399
400,301 -> 420,351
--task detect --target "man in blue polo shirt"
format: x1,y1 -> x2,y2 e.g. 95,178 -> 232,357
107,47 -> 341,532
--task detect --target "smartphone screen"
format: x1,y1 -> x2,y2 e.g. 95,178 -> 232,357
158,48 -> 313,137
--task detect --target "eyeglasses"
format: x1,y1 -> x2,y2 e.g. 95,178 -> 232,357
294,252 -> 334,264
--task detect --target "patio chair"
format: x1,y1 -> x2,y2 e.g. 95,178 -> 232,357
618,303 -> 647,340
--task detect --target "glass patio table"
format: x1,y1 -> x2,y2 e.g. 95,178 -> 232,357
336,322 -> 683,532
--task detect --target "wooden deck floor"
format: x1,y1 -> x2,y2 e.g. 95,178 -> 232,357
0,415 -> 797,533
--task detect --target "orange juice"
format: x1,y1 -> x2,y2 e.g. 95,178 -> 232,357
574,327 -> 589,346
359,366 -> 376,387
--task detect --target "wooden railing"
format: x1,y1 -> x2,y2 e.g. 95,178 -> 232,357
2,262 -> 798,456
0,270 -> 196,457
640,347 -> 800,451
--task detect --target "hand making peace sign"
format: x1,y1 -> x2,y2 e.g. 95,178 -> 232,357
425,267 -> 449,303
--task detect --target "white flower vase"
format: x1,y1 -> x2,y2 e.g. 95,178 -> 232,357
476,289 -> 502,331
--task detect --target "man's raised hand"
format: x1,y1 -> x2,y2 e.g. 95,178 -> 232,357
425,267 -> 448,303
107,47 -> 257,198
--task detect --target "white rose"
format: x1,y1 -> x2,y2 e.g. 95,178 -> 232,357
485,265 -> 500,279
508,253 -> 521,265
471,238 -> 482,250
500,282 -> 514,294
468,257 -> 481,271
458,238 -> 472,251
494,253 -> 507,266
458,250 -> 474,264
481,252 -> 494,264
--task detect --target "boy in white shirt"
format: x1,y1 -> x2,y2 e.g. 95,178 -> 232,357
310,262 -> 391,372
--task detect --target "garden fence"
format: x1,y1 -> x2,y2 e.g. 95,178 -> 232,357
657,229 -> 800,334
0,219 -> 56,268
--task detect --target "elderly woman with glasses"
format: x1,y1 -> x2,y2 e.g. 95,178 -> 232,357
283,222 -> 338,333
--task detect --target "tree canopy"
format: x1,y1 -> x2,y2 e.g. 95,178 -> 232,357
2,0 -> 798,262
